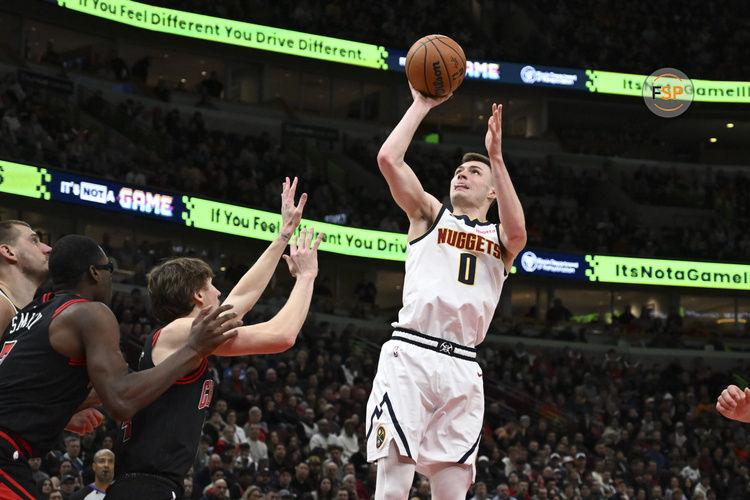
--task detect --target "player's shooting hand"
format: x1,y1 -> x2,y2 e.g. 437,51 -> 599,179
280,176 -> 307,237
409,81 -> 452,109
65,408 -> 104,435
283,228 -> 323,279
716,384 -> 750,422
484,103 -> 503,159
186,304 -> 242,358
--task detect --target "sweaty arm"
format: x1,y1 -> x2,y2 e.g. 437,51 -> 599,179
485,103 -> 526,272
54,302 -> 235,421
377,86 -> 448,237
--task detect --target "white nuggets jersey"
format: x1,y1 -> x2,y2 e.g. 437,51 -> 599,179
393,206 -> 506,347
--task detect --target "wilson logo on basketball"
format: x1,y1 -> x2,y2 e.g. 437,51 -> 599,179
405,34 -> 466,97
432,62 -> 445,95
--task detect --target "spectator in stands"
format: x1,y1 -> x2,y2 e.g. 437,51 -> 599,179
309,419 -> 340,452
546,298 -> 572,322
61,436 -> 84,473
199,71 -> 224,99
246,422 -> 268,463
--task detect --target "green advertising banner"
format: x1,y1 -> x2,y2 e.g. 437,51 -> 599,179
0,160 -> 50,199
57,0 -> 388,69
585,69 -> 750,103
1,156 -> 748,285
182,196 -> 408,261
585,255 -> 750,290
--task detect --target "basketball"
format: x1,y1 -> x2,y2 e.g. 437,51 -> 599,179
405,35 -> 466,97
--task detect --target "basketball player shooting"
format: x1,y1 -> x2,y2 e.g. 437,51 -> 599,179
365,84 -> 526,499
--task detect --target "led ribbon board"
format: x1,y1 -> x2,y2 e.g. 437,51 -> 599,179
0,160 -> 50,199
53,2 -> 750,102
2,159 -> 749,283
182,196 -> 407,261
585,255 -> 750,291
586,70 -> 750,104
56,0 -> 388,69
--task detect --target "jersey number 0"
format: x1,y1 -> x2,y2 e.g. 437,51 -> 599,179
458,253 -> 477,285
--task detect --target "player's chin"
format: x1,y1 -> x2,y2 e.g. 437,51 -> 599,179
450,191 -> 469,204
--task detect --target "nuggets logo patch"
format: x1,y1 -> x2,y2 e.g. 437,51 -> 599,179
376,425 -> 386,449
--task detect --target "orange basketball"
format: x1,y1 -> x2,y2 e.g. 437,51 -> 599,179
405,35 -> 466,97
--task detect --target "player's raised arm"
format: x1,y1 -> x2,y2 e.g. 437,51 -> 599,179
485,103 -> 526,271
213,228 -> 322,356
221,176 -> 306,317
60,302 -> 239,421
377,84 -> 448,224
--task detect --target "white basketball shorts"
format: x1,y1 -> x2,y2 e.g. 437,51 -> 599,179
365,331 -> 484,478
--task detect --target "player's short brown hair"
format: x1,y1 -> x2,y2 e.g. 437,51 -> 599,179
148,257 -> 214,323
461,152 -> 492,169
0,220 -> 31,245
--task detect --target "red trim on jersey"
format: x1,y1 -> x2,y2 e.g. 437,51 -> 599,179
175,358 -> 208,385
52,299 -> 88,318
42,293 -> 53,303
68,359 -> 87,366
151,328 -> 163,347
0,430 -> 31,458
0,468 -> 36,499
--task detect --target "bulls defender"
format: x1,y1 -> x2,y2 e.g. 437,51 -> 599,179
0,234 -> 239,500
107,178 -> 322,499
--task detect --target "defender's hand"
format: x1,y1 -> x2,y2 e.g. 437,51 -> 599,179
283,228 -> 323,279
65,408 -> 104,435
280,176 -> 307,237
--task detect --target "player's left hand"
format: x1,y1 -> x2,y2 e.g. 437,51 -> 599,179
280,176 -> 307,236
484,103 -> 503,160
65,408 -> 105,435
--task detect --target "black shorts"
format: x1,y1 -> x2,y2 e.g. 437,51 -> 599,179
0,434 -> 36,500
107,473 -> 183,500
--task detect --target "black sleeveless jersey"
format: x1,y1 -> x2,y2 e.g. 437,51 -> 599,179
0,293 -> 91,456
117,328 -> 214,484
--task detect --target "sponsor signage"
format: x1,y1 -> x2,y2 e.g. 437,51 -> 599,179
388,51 -> 587,89
51,1 -> 750,103
2,158 -> 749,285
586,69 -> 750,104
515,250 -> 587,279
50,172 -> 184,222
53,2 -> 750,102
182,196 -> 408,261
56,0 -> 388,69
585,255 -> 750,291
